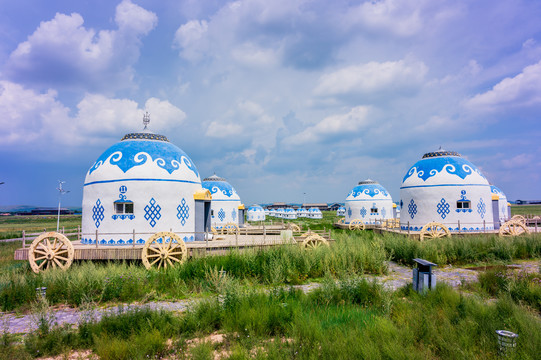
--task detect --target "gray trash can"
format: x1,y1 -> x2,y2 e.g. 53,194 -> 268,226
412,258 -> 437,293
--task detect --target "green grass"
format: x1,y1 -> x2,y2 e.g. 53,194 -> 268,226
0,234 -> 389,311
0,215 -> 81,240
3,278 -> 540,359
511,205 -> 541,216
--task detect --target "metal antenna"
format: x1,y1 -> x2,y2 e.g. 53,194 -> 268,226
143,112 -> 150,130
56,181 -> 70,232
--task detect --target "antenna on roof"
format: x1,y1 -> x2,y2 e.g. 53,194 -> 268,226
143,112 -> 150,130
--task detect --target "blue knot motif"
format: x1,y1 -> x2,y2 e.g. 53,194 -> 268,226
176,198 -> 189,226
144,198 -> 162,227
408,199 -> 417,219
437,198 -> 450,219
92,199 -> 105,228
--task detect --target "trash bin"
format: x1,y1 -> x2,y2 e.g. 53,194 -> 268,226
412,258 -> 436,293
496,330 -> 518,354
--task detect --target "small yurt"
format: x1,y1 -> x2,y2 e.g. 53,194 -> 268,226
345,179 -> 394,224
264,208 -> 270,216
202,174 -> 243,228
276,208 -> 285,218
400,149 -> 494,232
337,206 -> 346,216
82,120 -> 210,244
297,207 -> 308,217
490,185 -> 510,224
284,208 -> 297,219
247,204 -> 266,222
308,207 -> 323,219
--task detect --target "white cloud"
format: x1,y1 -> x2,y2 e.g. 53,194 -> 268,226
285,106 -> 371,145
466,60 -> 541,111
5,0 -> 157,90
173,19 -> 209,61
314,58 -> 428,96
0,81 -> 185,150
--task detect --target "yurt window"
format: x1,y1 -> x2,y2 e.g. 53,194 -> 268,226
114,202 -> 134,214
371,207 -> 378,214
456,200 -> 471,209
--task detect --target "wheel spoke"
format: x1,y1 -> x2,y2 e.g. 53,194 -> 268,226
170,256 -> 181,263
55,255 -> 69,262
166,258 -> 174,268
55,249 -> 68,256
34,249 -> 47,256
146,254 -> 160,258
148,246 -> 160,253
34,255 -> 47,261
53,257 -> 64,268
150,257 -> 160,267
168,251 -> 184,256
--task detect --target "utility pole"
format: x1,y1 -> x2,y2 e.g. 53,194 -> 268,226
56,181 -> 70,232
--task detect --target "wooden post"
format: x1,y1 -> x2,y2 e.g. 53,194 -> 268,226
22,230 -> 25,248
263,223 -> 266,244
458,220 -> 461,234
77,225 -> 80,241
407,221 -> 410,236
235,227 -> 238,249
132,229 -> 136,248
62,226 -> 65,234
95,229 -> 99,248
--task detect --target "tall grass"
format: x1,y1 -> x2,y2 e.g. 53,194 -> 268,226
0,235 -> 388,311
379,232 -> 541,266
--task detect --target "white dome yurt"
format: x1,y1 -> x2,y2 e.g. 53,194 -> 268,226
283,208 -> 297,219
202,174 -> 243,228
490,185 -> 510,224
337,206 -> 346,216
276,208 -> 285,218
82,122 -> 210,244
297,207 -> 308,217
400,149 -> 494,232
264,208 -> 270,216
247,204 -> 266,222
308,207 -> 323,219
345,179 -> 393,224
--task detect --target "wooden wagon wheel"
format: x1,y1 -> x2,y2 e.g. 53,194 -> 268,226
221,222 -> 239,234
142,232 -> 187,270
287,223 -> 301,232
511,215 -> 526,224
211,226 -> 218,235
338,218 -> 345,224
302,234 -> 329,249
348,219 -> 365,230
28,232 -> 74,274
419,222 -> 451,241
499,220 -> 529,237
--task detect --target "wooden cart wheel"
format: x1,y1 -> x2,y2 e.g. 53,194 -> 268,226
28,232 -> 74,274
211,227 -> 218,235
499,220 -> 529,237
419,222 -> 451,241
302,234 -> 329,249
511,215 -> 526,224
287,223 -> 301,232
338,218 -> 345,224
142,232 -> 187,270
221,222 -> 239,234
348,219 -> 365,230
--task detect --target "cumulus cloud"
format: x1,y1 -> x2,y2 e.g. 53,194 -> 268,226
0,81 -> 185,151
284,106 -> 371,145
205,99 -> 284,162
314,58 -> 428,97
466,60 -> 541,111
4,0 -> 157,91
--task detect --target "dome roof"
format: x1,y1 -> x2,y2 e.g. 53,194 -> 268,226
490,185 -> 506,198
248,204 -> 264,211
401,149 -> 488,187
308,207 -> 321,212
285,208 -> 296,213
85,131 -> 200,185
202,174 -> 240,200
346,179 -> 391,200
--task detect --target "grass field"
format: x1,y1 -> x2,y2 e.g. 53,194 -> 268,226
0,213 -> 540,359
511,205 -> 541,216
0,215 -> 81,240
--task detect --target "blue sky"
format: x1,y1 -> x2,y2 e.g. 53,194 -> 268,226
1,0 -> 540,207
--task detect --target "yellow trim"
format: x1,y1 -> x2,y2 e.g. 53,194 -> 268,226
193,189 -> 212,200
393,203 -> 397,208
507,203 -> 511,207
238,204 -> 245,210
491,195 -> 499,201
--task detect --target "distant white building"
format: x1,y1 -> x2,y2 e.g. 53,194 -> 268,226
296,208 -> 309,217
247,204 -> 266,222
308,207 -> 323,219
337,206 -> 346,216
345,179 -> 394,224
283,208 -> 297,219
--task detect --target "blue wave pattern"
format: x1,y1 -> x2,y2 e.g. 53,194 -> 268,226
202,181 -> 237,198
348,184 -> 389,198
403,157 -> 486,183
88,140 -> 200,177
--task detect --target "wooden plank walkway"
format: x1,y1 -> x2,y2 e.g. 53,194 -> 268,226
14,233 -> 334,261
